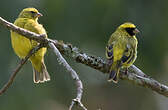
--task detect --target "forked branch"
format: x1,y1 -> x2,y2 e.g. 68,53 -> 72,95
0,16 -> 86,109
0,16 -> 168,110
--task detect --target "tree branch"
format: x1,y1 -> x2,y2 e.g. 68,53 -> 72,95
0,16 -> 86,109
0,44 -> 42,95
49,43 -> 87,110
0,15 -> 168,105
0,17 -> 46,43
53,40 -> 168,97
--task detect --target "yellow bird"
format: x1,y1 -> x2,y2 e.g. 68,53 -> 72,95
10,8 -> 50,83
106,22 -> 139,83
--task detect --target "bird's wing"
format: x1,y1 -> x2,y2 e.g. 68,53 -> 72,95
24,19 -> 47,47
106,32 -> 120,60
121,44 -> 135,64
106,42 -> 114,60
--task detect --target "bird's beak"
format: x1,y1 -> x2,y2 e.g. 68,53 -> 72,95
35,12 -> 43,17
133,28 -> 140,34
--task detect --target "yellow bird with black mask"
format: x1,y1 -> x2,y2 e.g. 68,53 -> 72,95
106,22 -> 139,83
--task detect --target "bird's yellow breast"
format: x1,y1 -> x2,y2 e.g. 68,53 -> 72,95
11,31 -> 32,58
11,18 -> 47,59
11,18 -> 33,58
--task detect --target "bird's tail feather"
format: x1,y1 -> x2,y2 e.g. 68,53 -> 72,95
33,62 -> 50,83
108,70 -> 118,83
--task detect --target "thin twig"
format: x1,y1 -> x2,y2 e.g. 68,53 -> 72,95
0,45 -> 42,95
49,43 -> 87,110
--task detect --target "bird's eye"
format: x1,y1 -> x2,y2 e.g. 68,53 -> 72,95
30,11 -> 36,14
125,28 -> 135,36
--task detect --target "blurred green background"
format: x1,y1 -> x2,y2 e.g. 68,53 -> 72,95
0,0 -> 168,110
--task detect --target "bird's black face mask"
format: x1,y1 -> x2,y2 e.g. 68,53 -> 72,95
125,28 -> 135,36
125,28 -> 140,36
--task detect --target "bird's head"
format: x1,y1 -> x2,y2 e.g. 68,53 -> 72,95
18,8 -> 42,20
118,22 -> 140,37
